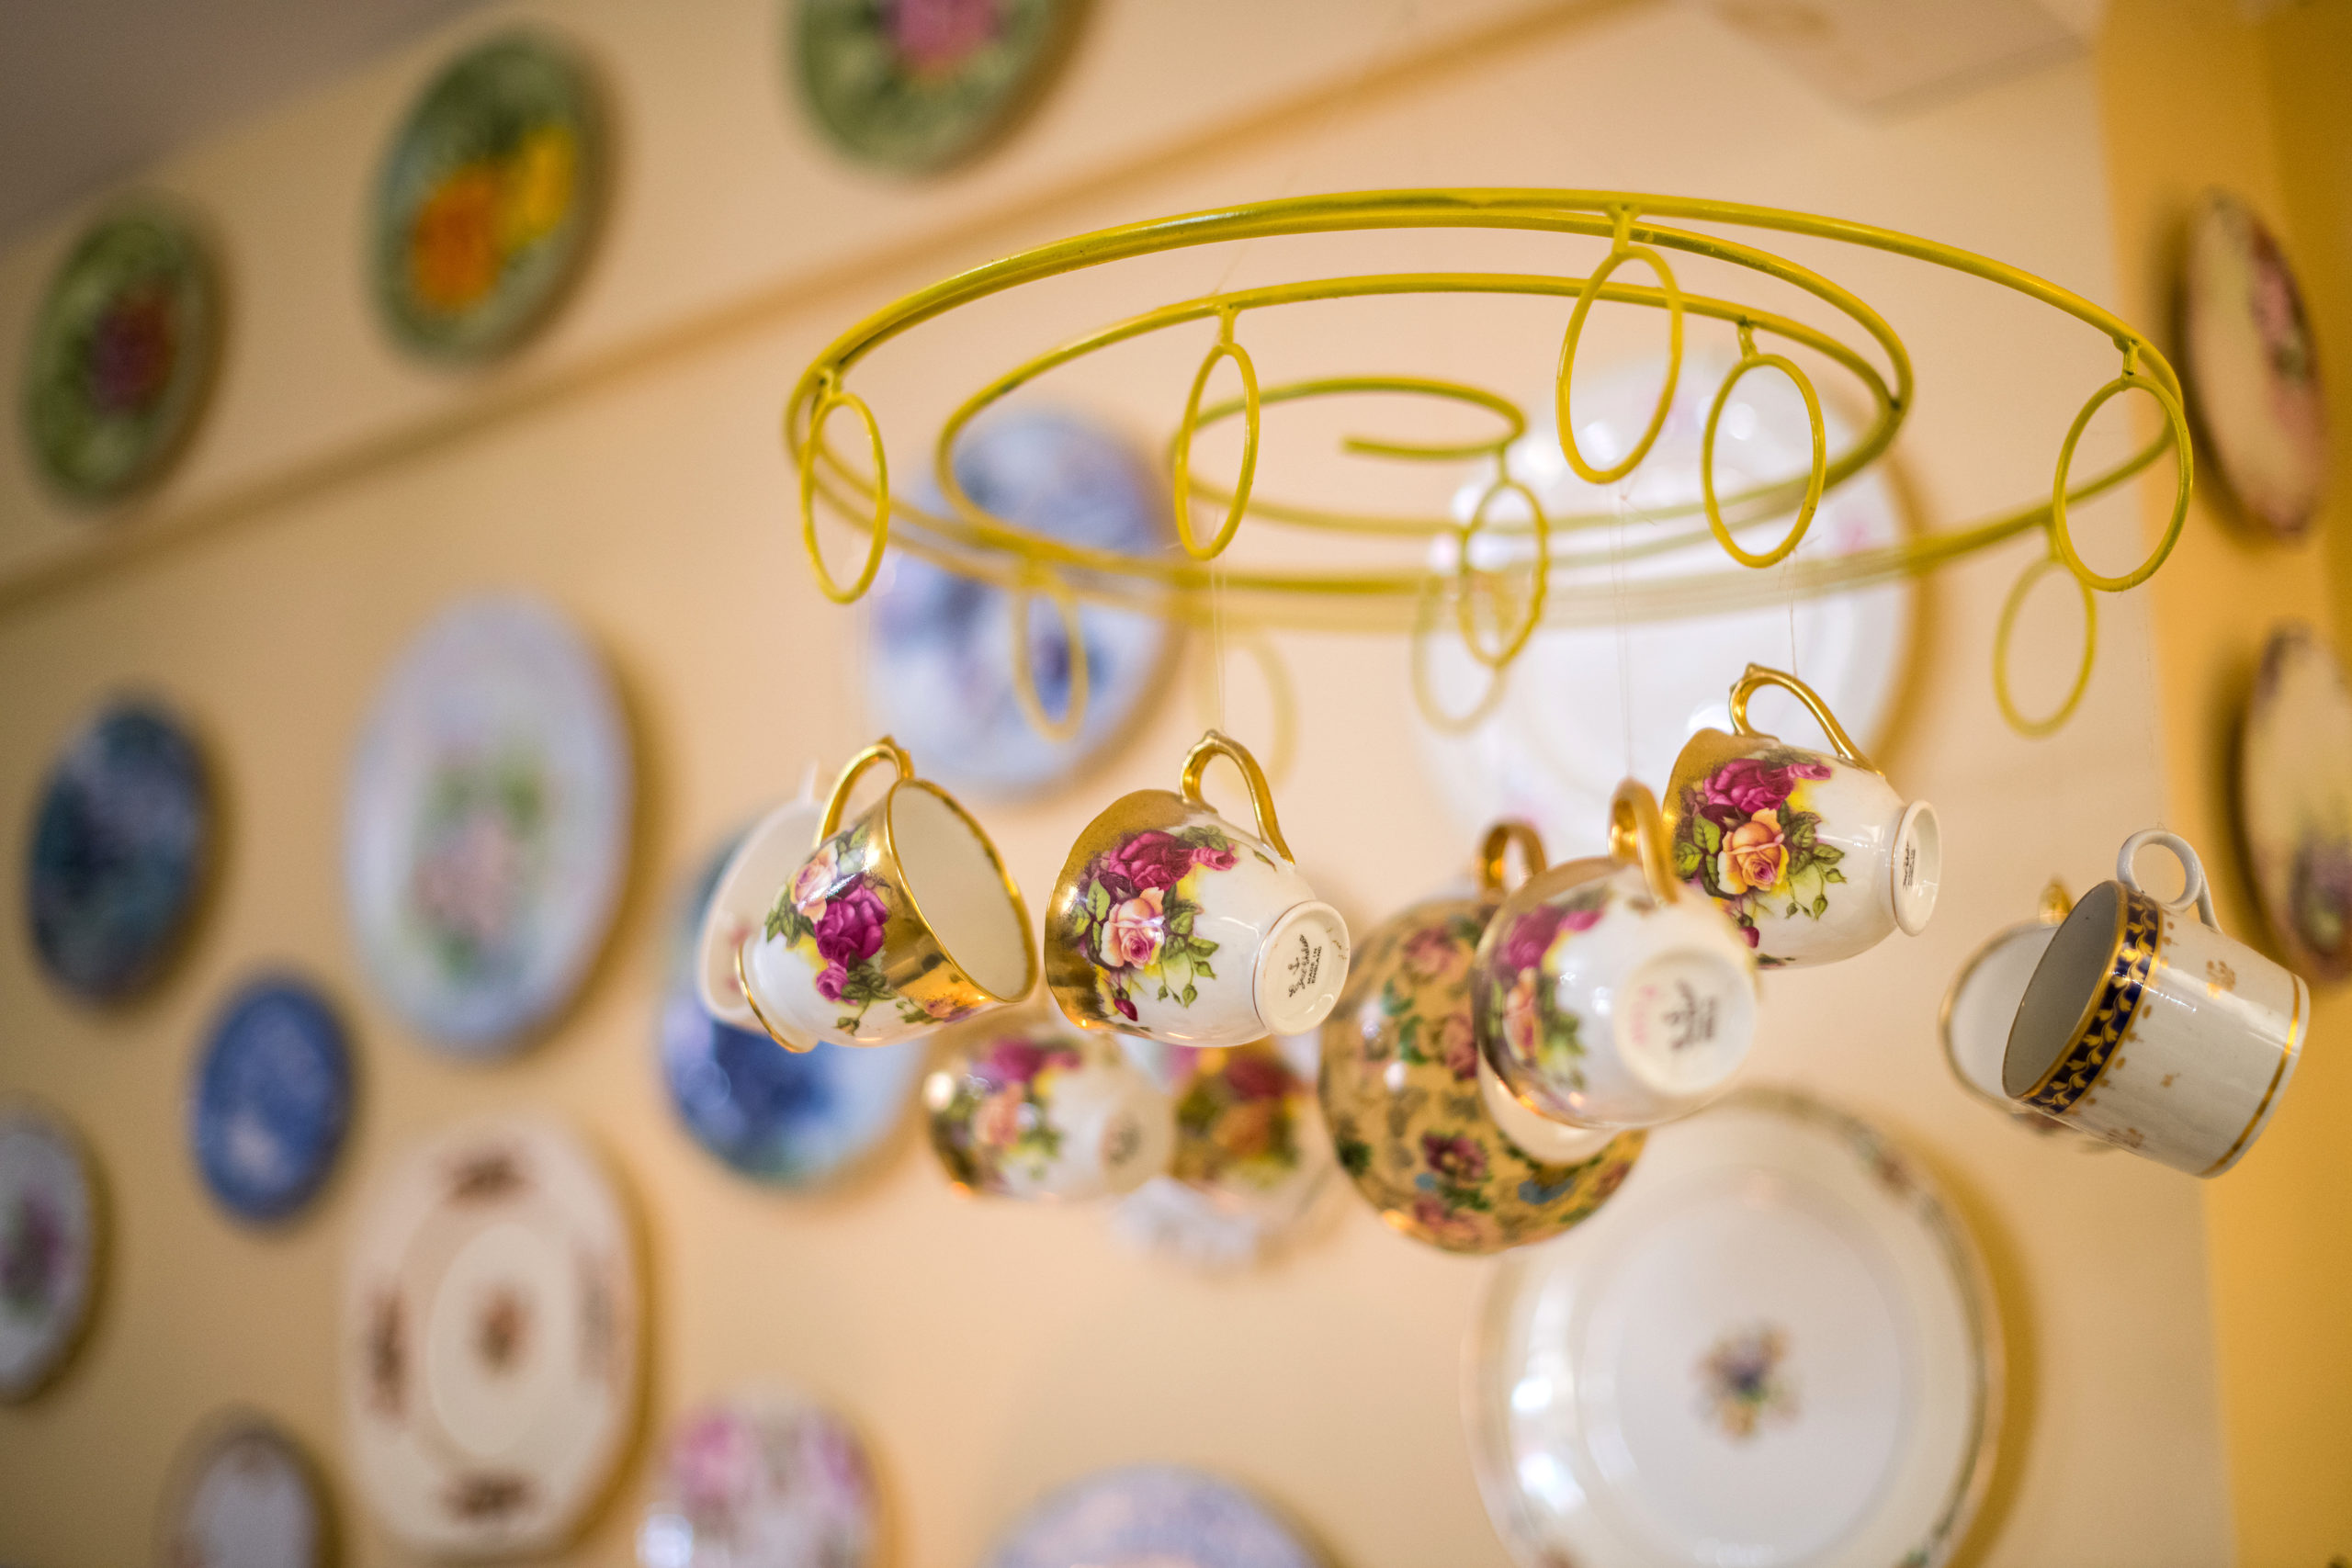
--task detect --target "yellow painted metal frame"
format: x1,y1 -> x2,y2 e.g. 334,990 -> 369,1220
784,188 -> 2190,739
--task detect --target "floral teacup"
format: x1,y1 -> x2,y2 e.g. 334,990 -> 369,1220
1046,730 -> 1349,1048
740,739 -> 1035,1050
1319,820 -> 1646,1256
1473,782 -> 1759,1130
1664,664 -> 1939,966
695,783 -> 820,1031
923,1024 -> 1172,1200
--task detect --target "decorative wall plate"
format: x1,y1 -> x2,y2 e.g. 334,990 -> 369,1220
190,976 -> 356,1223
663,834 -> 923,1188
983,1464 -> 1319,1568
343,1113 -> 640,1557
27,696 -> 211,1003
20,204 -> 220,502
2182,190 -> 2327,541
345,594 -> 631,1055
636,1390 -> 880,1568
1466,1089 -> 1997,1568
0,1100 -> 101,1403
372,30 -> 605,360
2240,622 -> 2352,982
156,1411 -> 330,1568
1417,355 -> 1914,858
794,0 -> 1074,174
867,408 -> 1173,797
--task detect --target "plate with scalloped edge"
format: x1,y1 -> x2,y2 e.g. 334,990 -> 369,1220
1465,1089 -> 1998,1568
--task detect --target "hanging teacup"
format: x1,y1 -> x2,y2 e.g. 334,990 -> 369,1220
1047,730 -> 1348,1048
1472,782 -> 1759,1132
1663,663 -> 1939,966
1941,878 -> 2107,1148
2006,830 -> 2308,1176
739,739 -> 1035,1049
924,1020 -> 1172,1201
1319,821 -> 1645,1256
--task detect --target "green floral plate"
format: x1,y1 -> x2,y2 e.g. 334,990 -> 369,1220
371,31 -> 605,361
20,206 -> 220,502
793,0 -> 1076,174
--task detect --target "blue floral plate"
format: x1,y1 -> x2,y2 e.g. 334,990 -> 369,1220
662,835 -> 922,1187
984,1465 -> 1320,1568
190,976 -> 354,1224
27,697 -> 210,1002
866,408 -> 1172,798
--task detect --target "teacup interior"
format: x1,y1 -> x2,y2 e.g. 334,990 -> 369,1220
891,785 -> 1032,999
2004,880 -> 2120,1099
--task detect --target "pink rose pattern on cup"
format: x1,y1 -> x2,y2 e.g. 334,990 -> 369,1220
1672,748 -> 1844,961
928,1033 -> 1088,1195
1323,899 -> 1643,1255
1479,882 -> 1610,1094
764,821 -> 975,1036
1062,826 -> 1245,1023
1171,1043 -> 1303,1194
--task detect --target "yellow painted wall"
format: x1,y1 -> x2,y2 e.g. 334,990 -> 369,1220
6,0 -> 2333,1562
2101,0 -> 2352,1560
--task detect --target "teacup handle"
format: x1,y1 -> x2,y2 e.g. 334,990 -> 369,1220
1729,663 -> 1872,770
2119,829 -> 2220,930
1476,820 -> 1547,898
819,736 -> 914,842
1181,729 -> 1294,861
1607,780 -> 1680,904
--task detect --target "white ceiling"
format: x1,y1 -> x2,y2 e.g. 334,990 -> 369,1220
0,0 -> 495,248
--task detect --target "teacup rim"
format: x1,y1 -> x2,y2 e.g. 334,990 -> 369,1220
866,773 -> 1038,1007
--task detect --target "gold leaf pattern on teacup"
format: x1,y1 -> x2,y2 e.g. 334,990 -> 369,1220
2207,958 -> 2237,996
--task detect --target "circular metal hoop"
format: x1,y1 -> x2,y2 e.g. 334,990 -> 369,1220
1410,577 -> 1514,734
1008,567 -> 1091,743
2049,369 -> 2191,594
798,386 -> 890,605
1994,551 -> 2098,738
1557,239 -> 1685,485
1170,324 -> 1260,560
1702,345 -> 1827,569
1453,476 -> 1552,670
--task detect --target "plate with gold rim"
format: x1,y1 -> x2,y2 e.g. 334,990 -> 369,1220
0,1100 -> 102,1403
1465,1089 -> 1997,1568
342,1113 -> 640,1557
2239,622 -> 2352,984
155,1411 -> 330,1568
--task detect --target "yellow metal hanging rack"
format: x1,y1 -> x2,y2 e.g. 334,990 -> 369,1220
783,188 -> 2190,739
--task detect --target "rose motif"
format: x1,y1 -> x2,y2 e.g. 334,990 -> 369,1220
889,0 -> 1001,73
976,1038 -> 1046,1087
1401,924 -> 1467,983
1502,968 -> 1544,1063
1191,840 -> 1237,873
1102,831 -> 1197,898
1099,887 -> 1166,970
1422,1132 -> 1488,1184
1717,809 -> 1789,897
973,1085 -> 1026,1149
673,1412 -> 761,1513
1436,1013 -> 1478,1081
1220,1050 -> 1292,1102
1410,1193 -> 1483,1247
1701,755 -> 1831,824
790,841 -> 841,919
1499,905 -> 1566,976
812,885 -> 888,999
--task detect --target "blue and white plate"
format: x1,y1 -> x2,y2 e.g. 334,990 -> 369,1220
985,1465 -> 1321,1568
662,835 -> 922,1188
190,977 -> 355,1224
345,595 -> 632,1055
867,408 -> 1173,798
27,697 -> 211,1001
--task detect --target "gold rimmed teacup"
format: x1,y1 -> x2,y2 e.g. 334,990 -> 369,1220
738,738 -> 1035,1050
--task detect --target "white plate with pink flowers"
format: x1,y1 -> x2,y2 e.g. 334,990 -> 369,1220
345,594 -> 632,1055
637,1389 -> 880,1568
1465,1089 -> 1997,1568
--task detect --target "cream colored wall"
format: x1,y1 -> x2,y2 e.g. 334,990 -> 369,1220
2098,0 -> 2352,1560
0,2 -> 2249,1565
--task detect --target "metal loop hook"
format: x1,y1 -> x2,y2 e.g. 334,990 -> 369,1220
798,384 -> 892,604
1993,549 -> 2098,738
1701,336 -> 1826,569
1453,474 -> 1552,670
2049,365 -> 2191,593
1170,310 -> 1260,560
1556,230 -> 1684,487
1007,566 -> 1091,744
